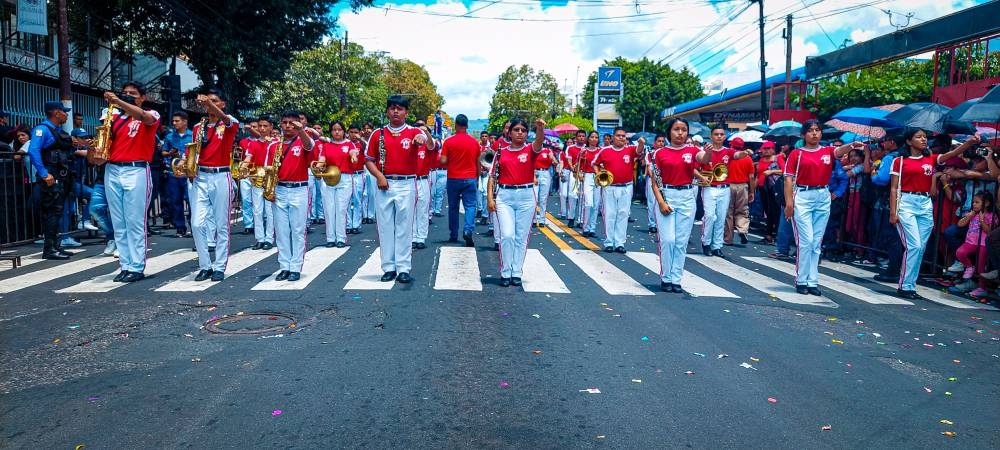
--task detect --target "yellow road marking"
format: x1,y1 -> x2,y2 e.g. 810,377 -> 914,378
537,222 -> 571,250
545,213 -> 601,251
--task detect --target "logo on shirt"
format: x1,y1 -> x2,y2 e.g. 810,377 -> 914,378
623,155 -> 631,164
722,156 -> 730,164
682,153 -> 692,164
291,145 -> 302,157
417,150 -> 426,159
517,153 -> 528,163
922,164 -> 933,176
821,154 -> 831,165
127,120 -> 141,138
341,145 -> 349,153
215,124 -> 226,138
401,138 -> 412,150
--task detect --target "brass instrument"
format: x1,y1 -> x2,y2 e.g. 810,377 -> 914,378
262,141 -> 285,202
249,165 -> 267,188
233,161 -> 259,181
87,103 -> 117,166
698,164 -> 729,186
595,167 -> 614,187
310,160 -> 342,187
479,150 -> 495,170
172,118 -> 208,179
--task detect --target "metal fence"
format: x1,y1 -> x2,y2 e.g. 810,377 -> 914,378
3,78 -> 105,134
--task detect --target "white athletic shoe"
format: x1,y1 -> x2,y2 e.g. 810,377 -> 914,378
102,240 -> 117,256
83,221 -> 99,231
113,248 -> 120,258
946,261 -> 964,273
980,269 -> 998,280
60,237 -> 82,248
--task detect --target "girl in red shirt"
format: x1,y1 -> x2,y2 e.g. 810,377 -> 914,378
315,121 -> 357,248
487,117 -> 546,287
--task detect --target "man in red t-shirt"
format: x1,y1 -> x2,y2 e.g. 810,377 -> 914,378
440,114 -> 481,246
724,137 -> 756,245
591,127 -> 645,252
559,130 -> 585,224
364,95 -> 434,284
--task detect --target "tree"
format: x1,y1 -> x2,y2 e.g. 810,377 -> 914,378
487,65 -> 566,132
578,57 -> 702,132
814,60 -> 935,120
549,114 -> 593,140
382,59 -> 444,122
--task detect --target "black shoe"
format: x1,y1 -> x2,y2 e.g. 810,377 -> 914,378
649,227 -> 657,233
327,242 -> 337,248
148,229 -> 162,236
661,282 -> 672,291
671,284 -> 684,293
211,271 -> 225,282
702,245 -> 712,256
499,277 -> 511,287
567,219 -> 575,228
415,242 -> 426,249
463,233 -> 475,247
604,246 -> 614,253
531,222 -> 537,228
510,277 -> 522,286
121,272 -> 144,283
627,217 -> 636,223
208,246 -> 216,253
411,242 -> 418,249
796,284 -> 809,295
336,242 -> 346,248
42,251 -> 71,260
739,233 -> 748,245
113,271 -> 129,282
396,272 -> 412,283
448,236 -> 459,243
252,242 -> 263,250
807,286 -> 822,296
194,269 -> 213,281
494,243 -> 499,251
262,242 -> 274,250
711,249 -> 725,258
380,271 -> 397,282
432,212 -> 443,217
275,270 -> 290,281
287,272 -> 301,281
615,246 -> 626,254
243,227 -> 254,235
897,289 -> 920,300
874,273 -> 898,283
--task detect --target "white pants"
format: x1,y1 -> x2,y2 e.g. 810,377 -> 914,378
583,173 -> 602,233
558,169 -> 578,219
320,181 -> 352,244
251,186 -> 274,244
655,187 -> 696,284
363,171 -> 377,219
412,176 -> 431,243
646,180 -> 656,228
602,183 -> 633,248
274,184 -> 309,272
896,193 -> 934,291
239,178 -> 253,228
431,170 -> 447,214
187,180 -> 217,246
496,187 -> 535,278
105,164 -> 150,273
478,174 -> 488,215
348,172 -> 365,229
308,171 -> 324,221
534,169 -> 552,222
701,185 -> 731,250
191,171 -> 232,272
791,188 -> 831,287
375,178 -> 416,273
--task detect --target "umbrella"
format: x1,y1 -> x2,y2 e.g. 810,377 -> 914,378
746,123 -> 770,133
827,107 -> 901,139
728,130 -> 764,143
629,131 -> 657,144
552,123 -> 580,133
938,98 -> 980,135
762,121 -> 801,139
543,128 -> 559,138
885,102 -> 953,134
958,85 -> 1000,123
687,121 -> 712,139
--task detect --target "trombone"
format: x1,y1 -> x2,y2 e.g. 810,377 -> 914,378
698,164 -> 729,186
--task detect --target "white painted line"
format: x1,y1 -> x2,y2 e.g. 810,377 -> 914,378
628,252 -> 738,298
251,246 -> 348,291
0,251 -> 111,293
0,249 -> 89,273
562,249 -> 654,296
434,247 -> 482,291
687,254 -> 838,307
743,257 -> 913,305
344,248 -> 393,290
522,249 -> 570,293
545,218 -> 565,233
819,260 -> 998,311
56,249 -> 196,293
156,248 -> 277,292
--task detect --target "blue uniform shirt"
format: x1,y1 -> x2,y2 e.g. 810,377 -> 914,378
829,159 -> 847,198
871,152 -> 897,186
162,128 -> 192,167
27,119 -> 59,179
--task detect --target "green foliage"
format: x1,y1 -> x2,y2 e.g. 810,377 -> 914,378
383,59 -> 444,122
815,60 -> 934,120
578,57 -> 703,132
487,65 -> 566,132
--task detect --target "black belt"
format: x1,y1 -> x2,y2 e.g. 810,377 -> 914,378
416,175 -> 428,180
902,191 -> 930,197
351,170 -> 365,174
796,185 -> 826,191
109,161 -> 148,167
432,168 -> 447,171
499,183 -> 533,190
610,182 -> 632,187
198,166 -> 230,173
535,168 -> 552,172
385,175 -> 416,180
709,184 -> 730,188
277,181 -> 308,188
664,184 -> 693,190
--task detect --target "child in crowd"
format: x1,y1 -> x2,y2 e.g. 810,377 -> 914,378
950,191 -> 995,295
843,148 -> 871,262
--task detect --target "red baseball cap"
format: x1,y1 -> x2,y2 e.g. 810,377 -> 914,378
730,137 -> 745,149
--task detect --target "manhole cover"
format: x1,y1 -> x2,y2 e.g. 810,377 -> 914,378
204,312 -> 297,335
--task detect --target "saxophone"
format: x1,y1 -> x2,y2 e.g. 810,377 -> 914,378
262,140 -> 285,202
172,118 -> 207,179
87,103 -> 117,166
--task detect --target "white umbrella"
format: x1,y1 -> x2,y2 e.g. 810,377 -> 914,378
728,130 -> 764,143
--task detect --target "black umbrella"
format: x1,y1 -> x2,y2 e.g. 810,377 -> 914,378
885,102 -> 952,134
958,85 -> 1000,123
936,98 -> 980,135
762,125 -> 800,139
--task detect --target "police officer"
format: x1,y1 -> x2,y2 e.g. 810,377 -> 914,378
27,101 -> 75,260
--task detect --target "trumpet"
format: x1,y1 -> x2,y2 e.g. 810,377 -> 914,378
310,160 -> 342,187
232,160 -> 259,181
479,150 -> 495,170
595,167 -> 614,187
698,164 -> 729,186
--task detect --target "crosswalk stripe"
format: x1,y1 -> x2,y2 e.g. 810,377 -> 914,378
819,260 -> 999,311
155,248 -> 278,292
522,249 -> 570,293
434,247 -> 482,291
628,252 -> 739,298
546,214 -> 601,251
0,249 -> 88,273
344,248 -> 393,290
686,254 -> 838,307
0,251 -> 112,294
56,249 -> 197,293
545,218 -> 565,233
562,249 -> 654,296
742,257 -> 914,305
251,246 -> 348,291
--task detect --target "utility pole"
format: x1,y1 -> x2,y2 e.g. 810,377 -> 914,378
339,32 -> 348,110
57,0 -> 72,131
783,14 -> 792,83
751,0 -> 767,124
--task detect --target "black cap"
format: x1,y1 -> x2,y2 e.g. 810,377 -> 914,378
455,114 -> 468,127
44,101 -> 71,114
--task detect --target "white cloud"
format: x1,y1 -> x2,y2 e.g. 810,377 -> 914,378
335,0 -> 986,119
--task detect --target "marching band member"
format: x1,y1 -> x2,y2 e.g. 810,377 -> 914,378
269,112 -> 315,282
412,123 -> 435,250
361,122 -> 378,225
700,125 -> 751,257
429,133 -> 447,218
559,130 -> 585,224
487,117 -> 546,287
533,142 -> 555,227
237,120 -> 259,235
364,95 -> 434,284
579,131 -> 602,237
645,134 -> 665,233
346,124 -> 367,235
592,127 -> 645,252
242,116 -> 275,250
103,82 -> 161,283
189,89 -> 239,282
784,120 -> 863,296
650,118 -> 714,293
315,121 -> 358,248
885,130 -> 976,299
488,122 -> 512,249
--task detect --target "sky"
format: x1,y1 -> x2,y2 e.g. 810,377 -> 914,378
332,0 -> 987,119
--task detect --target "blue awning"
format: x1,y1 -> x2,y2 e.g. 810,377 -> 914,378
661,67 -> 808,120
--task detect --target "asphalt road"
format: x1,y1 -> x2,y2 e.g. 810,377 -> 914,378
1,197 -> 998,449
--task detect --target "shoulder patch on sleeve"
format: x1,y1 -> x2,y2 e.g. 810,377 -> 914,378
35,129 -> 44,137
